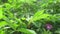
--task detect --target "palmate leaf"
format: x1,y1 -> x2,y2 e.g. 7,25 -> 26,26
30,10 -> 50,22
19,28 -> 36,34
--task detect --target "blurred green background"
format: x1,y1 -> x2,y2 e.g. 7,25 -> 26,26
0,0 -> 60,34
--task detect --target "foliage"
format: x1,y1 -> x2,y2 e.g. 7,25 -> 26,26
0,0 -> 60,34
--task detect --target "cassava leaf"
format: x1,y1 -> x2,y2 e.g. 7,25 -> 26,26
30,10 -> 50,21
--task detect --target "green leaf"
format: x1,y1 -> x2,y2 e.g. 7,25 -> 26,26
42,29 -> 52,34
0,8 -> 3,19
55,28 -> 60,34
8,0 -> 14,3
19,28 -> 36,34
0,21 -> 7,27
4,3 -> 12,10
0,30 -> 5,34
30,10 -> 50,21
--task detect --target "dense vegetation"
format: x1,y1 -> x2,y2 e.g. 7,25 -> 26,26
0,0 -> 60,34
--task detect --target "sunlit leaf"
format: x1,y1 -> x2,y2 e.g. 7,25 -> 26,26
0,30 -> 5,34
0,21 -> 7,27
0,8 -> 3,19
30,10 -> 50,21
19,28 -> 36,34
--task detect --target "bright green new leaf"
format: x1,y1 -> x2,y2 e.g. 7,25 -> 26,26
19,28 -> 36,34
0,21 -> 7,27
0,30 -> 5,34
4,3 -> 12,10
0,8 -> 3,19
30,10 -> 50,21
